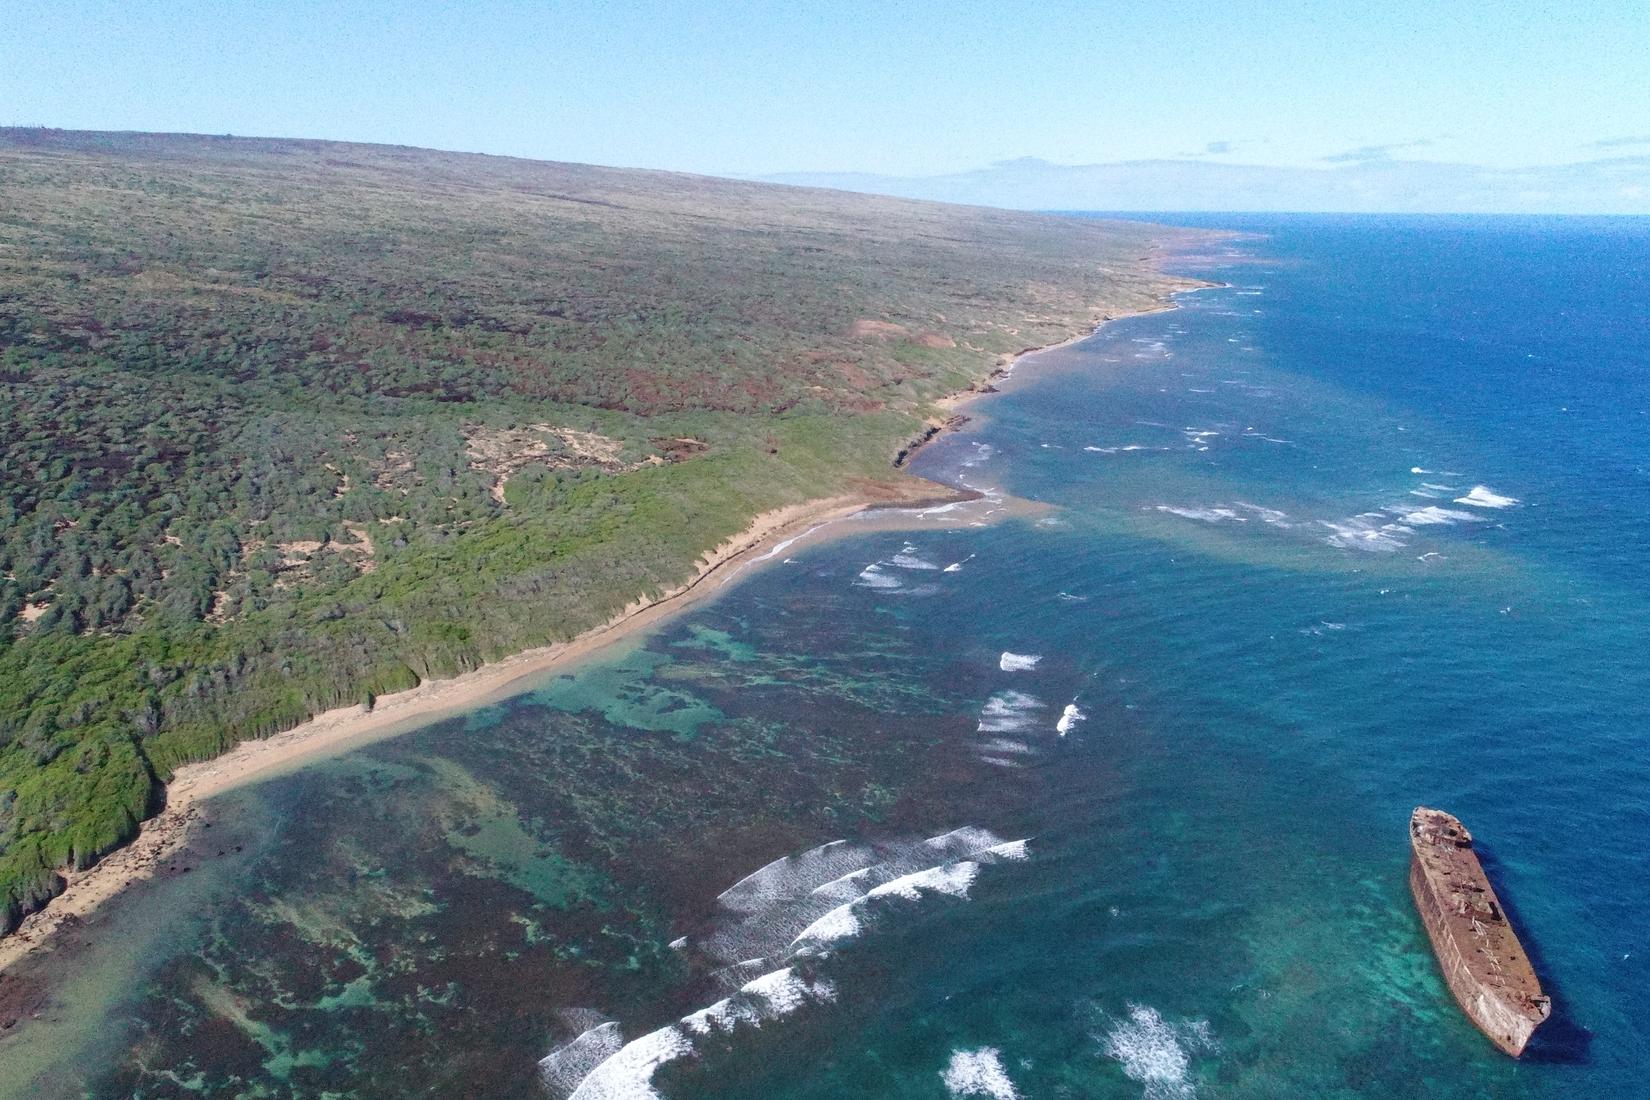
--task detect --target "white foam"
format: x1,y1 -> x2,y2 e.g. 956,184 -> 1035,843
978,737 -> 1034,755
1099,1004 -> 1218,1100
1156,506 -> 1245,524
566,1023 -> 692,1100
982,839 -> 1031,861
999,652 -> 1041,671
978,690 -> 1044,732
1231,501 -> 1291,527
1318,513 -> 1410,552
855,563 -> 902,589
681,967 -> 838,1036
746,522 -> 830,565
808,865 -> 881,903
942,1047 -> 1021,1099
1398,505 -> 1483,526
1089,443 -> 1169,454
542,1022 -> 626,1097
891,551 -> 939,570
716,839 -> 877,912
1057,703 -> 1086,736
789,902 -> 864,951
569,969 -> 835,1100
868,861 -> 980,902
700,828 -> 1020,981
1455,485 -> 1520,508
790,861 -> 980,955
737,966 -> 834,1016
924,825 -> 1007,855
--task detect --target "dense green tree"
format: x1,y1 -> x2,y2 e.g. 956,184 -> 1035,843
0,127 -> 1189,930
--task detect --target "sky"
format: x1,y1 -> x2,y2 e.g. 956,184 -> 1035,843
4,1 -> 1650,211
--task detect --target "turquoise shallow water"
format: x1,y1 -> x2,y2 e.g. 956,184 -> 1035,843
3,216 -> 1647,1098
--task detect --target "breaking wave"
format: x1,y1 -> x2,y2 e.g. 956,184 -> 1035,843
1455,484 -> 1519,508
542,1020 -> 625,1096
1098,1004 -> 1218,1100
564,968 -> 837,1100
552,828 -> 1030,1098
891,545 -> 940,570
791,862 -> 980,955
1154,505 -> 1245,524
1397,505 -> 1483,526
942,1047 -> 1021,1099
854,563 -> 901,589
978,737 -> 1035,756
705,828 -> 1025,966
978,690 -> 1043,732
717,838 -> 879,914
999,652 -> 1041,671
1318,512 -> 1411,552
980,838 -> 1030,861
1232,501 -> 1291,527
1057,702 -> 1086,735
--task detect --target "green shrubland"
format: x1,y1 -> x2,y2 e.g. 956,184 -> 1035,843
0,128 -> 1181,929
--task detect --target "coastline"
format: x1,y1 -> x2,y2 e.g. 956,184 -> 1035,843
0,268 -> 1207,975
898,271 -> 1213,468
0,493 -> 886,974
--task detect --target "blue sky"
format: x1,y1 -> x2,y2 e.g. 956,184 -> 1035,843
4,1 -> 1649,208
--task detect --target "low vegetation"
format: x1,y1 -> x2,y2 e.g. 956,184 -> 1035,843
0,127 -> 1180,929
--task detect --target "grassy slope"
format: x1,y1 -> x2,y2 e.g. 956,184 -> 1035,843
0,128 -> 1184,930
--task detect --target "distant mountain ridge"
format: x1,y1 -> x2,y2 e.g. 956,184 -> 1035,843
764,155 -> 1650,214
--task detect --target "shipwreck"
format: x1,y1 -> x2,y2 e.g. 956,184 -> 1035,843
1409,806 -> 1550,1057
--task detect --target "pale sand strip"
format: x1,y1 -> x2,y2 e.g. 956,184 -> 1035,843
0,275 -> 1213,972
0,493 -> 892,973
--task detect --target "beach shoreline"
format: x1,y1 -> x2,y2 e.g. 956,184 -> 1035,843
0,266 -> 1210,975
0,493 -> 889,975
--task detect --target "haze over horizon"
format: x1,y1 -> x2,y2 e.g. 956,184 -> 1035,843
5,1 -> 1650,212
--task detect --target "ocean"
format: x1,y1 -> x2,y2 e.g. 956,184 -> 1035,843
3,214 -> 1646,1098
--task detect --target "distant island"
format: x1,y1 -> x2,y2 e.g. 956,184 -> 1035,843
0,128 -> 1197,936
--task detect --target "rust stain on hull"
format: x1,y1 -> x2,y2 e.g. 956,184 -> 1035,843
1409,807 -> 1550,1057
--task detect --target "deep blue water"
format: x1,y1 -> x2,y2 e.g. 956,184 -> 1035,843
665,214 -> 1650,1099
3,216 -> 1646,1099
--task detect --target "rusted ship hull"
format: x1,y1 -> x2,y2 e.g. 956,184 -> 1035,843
1409,808 -> 1550,1057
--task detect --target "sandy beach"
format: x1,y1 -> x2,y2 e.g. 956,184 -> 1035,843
0,491 -> 902,974
0,281 -> 1203,976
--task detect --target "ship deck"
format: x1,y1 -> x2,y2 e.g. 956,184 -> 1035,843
1409,807 -> 1549,1055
